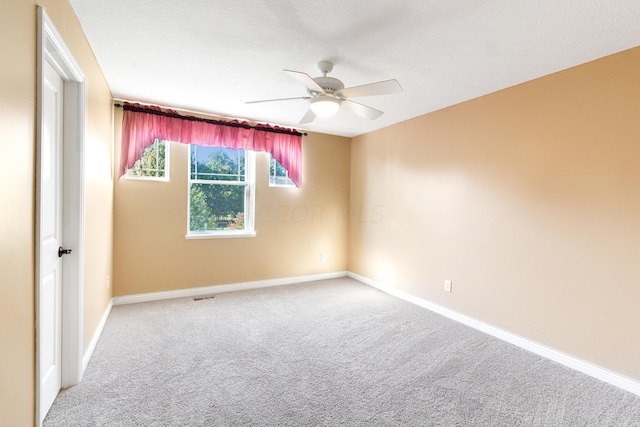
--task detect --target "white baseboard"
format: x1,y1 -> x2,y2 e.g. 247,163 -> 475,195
112,271 -> 349,306
348,271 -> 640,397
82,298 -> 113,372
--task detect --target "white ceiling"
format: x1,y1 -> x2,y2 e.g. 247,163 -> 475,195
68,0 -> 640,138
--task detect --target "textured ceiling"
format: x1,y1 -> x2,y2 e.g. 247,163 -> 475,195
68,0 -> 640,137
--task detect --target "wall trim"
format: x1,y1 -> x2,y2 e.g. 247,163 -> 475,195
112,271 -> 348,306
347,271 -> 640,397
82,299 -> 113,372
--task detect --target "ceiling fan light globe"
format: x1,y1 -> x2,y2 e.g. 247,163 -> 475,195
310,97 -> 341,117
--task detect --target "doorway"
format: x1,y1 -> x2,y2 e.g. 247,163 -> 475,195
36,7 -> 86,425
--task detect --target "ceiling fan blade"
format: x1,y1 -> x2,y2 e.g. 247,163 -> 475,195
341,99 -> 383,120
284,70 -> 326,94
341,79 -> 402,98
298,108 -> 316,125
246,96 -> 308,104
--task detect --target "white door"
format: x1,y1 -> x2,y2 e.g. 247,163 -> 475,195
39,59 -> 65,421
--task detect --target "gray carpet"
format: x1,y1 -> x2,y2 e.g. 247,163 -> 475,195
45,278 -> 640,426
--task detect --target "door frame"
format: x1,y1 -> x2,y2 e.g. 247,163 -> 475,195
36,6 -> 86,423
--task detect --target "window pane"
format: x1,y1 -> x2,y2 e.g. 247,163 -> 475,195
126,139 -> 168,179
188,146 -> 254,235
189,183 -> 246,231
191,145 -> 245,182
269,155 -> 294,187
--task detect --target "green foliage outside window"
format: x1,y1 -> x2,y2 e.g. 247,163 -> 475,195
189,146 -> 248,232
126,139 -> 167,178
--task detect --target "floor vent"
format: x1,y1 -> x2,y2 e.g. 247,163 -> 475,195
194,295 -> 215,301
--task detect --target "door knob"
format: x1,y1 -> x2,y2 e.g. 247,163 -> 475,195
58,246 -> 72,258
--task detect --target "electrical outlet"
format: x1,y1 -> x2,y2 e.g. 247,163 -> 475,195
321,253 -> 327,263
444,280 -> 452,293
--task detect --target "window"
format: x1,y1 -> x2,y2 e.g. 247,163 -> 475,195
269,155 -> 295,187
188,145 -> 255,237
125,139 -> 169,180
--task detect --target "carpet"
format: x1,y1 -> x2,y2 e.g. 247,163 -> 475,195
44,278 -> 640,426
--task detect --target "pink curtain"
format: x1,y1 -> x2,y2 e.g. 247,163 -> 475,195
119,103 -> 303,187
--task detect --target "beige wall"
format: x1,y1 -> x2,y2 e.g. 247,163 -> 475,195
113,112 -> 350,295
350,47 -> 640,381
0,0 -> 114,424
0,1 -> 37,423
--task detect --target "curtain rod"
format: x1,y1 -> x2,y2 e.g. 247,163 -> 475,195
114,103 -> 307,137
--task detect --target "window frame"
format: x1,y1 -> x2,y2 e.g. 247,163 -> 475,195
124,138 -> 170,182
185,145 -> 256,239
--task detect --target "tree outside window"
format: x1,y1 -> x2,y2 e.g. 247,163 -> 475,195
125,139 -> 169,180
188,145 -> 254,234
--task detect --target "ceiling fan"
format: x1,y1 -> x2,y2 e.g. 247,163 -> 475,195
247,61 -> 402,124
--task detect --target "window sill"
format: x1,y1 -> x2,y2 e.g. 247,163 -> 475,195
185,231 -> 256,240
268,184 -> 297,188
124,175 -> 170,182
